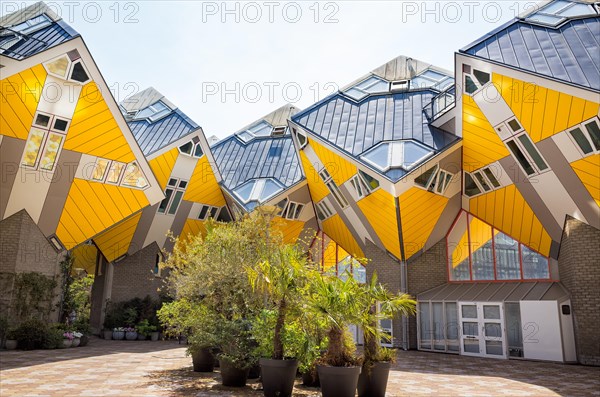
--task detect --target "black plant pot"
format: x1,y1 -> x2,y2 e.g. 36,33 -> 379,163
318,365 -> 361,397
191,348 -> 215,372
301,370 -> 320,387
357,361 -> 391,397
220,359 -> 250,387
260,358 -> 298,397
248,363 -> 261,379
79,335 -> 89,347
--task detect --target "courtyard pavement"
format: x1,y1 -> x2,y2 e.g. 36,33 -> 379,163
0,338 -> 598,397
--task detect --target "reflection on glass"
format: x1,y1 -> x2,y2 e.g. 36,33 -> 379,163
39,133 -> 63,171
106,162 -> 125,183
447,212 -> 470,281
461,305 -> 477,319
483,305 -> 500,320
92,159 -> 110,181
485,340 -> 503,355
521,245 -> 549,279
433,303 -> 445,350
470,217 -> 494,280
484,323 -> 502,338
122,162 -> 149,188
419,303 -> 431,349
445,303 -> 459,352
494,232 -> 520,279
22,129 -> 46,167
463,339 -> 479,353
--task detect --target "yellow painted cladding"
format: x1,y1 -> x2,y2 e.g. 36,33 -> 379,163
357,188 -> 401,259
180,219 -> 207,242
571,154 -> 600,207
64,82 -> 135,163
149,147 -> 179,190
0,64 -> 46,140
56,178 -> 149,250
321,214 -> 364,258
308,137 -> 357,185
493,73 -> 600,143
183,156 -> 226,206
300,150 -> 330,202
462,95 -> 511,172
94,212 -> 142,262
469,184 -> 552,256
71,244 -> 98,274
273,218 -> 306,245
400,187 -> 449,259
322,240 -> 338,271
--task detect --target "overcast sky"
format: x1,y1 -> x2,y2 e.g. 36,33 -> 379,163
4,1 -> 531,139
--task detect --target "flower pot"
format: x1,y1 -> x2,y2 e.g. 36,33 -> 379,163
318,365 -> 361,397
125,331 -> 138,340
102,330 -> 113,340
248,363 -> 261,379
301,370 -> 320,387
220,359 -> 250,387
79,335 -> 89,347
71,337 -> 81,348
357,361 -> 391,397
191,348 -> 215,372
137,333 -> 147,341
62,339 -> 73,348
150,332 -> 159,341
5,339 -> 17,350
112,331 -> 125,340
260,358 -> 298,397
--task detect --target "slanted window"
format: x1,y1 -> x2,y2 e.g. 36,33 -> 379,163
568,118 -> 600,155
318,167 -> 349,208
281,201 -> 304,220
361,140 -> 434,172
43,55 -> 91,84
69,60 -> 90,84
197,205 -> 220,221
106,162 -> 125,184
233,178 -> 284,204
350,170 -> 379,199
179,141 -> 204,158
21,112 -> 69,172
292,127 -> 307,149
506,133 -> 548,176
121,162 -> 149,189
92,159 -> 110,181
133,101 -> 171,122
271,126 -> 287,136
158,178 -> 188,215
415,164 -> 439,190
410,69 -> 453,90
9,14 -> 52,34
464,166 -> 503,197
525,1 -> 596,27
463,68 -> 490,95
464,172 -> 482,197
343,75 -> 389,101
237,121 -> 274,142
315,199 -> 334,221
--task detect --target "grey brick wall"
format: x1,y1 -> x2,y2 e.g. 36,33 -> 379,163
110,243 -> 165,303
558,216 -> 600,366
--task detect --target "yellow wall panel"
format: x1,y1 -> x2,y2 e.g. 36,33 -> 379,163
308,137 -> 357,185
400,187 -> 449,259
321,214 -> 364,258
462,95 -> 510,172
0,64 -> 46,139
300,150 -> 330,202
65,82 -> 135,163
273,218 -> 306,245
94,212 -> 142,262
493,73 -> 600,142
149,147 -> 179,190
56,178 -> 149,249
180,219 -> 207,242
71,244 -> 98,274
183,156 -> 226,206
469,185 -> 552,256
571,154 -> 600,207
357,188 -> 401,259
322,240 -> 337,271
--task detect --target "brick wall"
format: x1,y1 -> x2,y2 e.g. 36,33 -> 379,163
406,240 -> 449,349
558,216 -> 600,366
110,243 -> 165,303
0,210 -> 63,322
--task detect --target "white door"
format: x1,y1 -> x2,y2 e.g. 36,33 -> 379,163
459,302 -> 507,359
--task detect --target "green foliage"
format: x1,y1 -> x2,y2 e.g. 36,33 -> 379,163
135,319 -> 157,337
64,273 -> 94,326
123,307 -> 138,327
12,319 -> 48,350
59,255 -> 75,322
13,272 -> 57,321
103,296 -> 162,330
43,325 -> 65,349
157,299 -> 217,351
215,318 -> 258,370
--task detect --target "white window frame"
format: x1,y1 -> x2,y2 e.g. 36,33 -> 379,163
43,54 -> 91,85
157,178 -> 188,215
292,127 -> 308,149
505,133 -> 549,177
463,166 -> 503,198
105,161 -> 126,185
21,112 -> 70,172
120,161 -> 150,190
281,200 -> 304,220
567,118 -> 600,157
319,167 -> 349,208
315,199 -> 334,221
197,204 -> 220,221
9,14 -> 52,34
178,140 -> 204,158
349,170 -> 379,200
463,68 -> 491,96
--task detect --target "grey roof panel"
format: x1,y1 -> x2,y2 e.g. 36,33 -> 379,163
462,17 -> 600,91
418,282 -> 566,302
0,20 -> 78,60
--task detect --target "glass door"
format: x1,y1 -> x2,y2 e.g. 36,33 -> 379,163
459,302 -> 507,359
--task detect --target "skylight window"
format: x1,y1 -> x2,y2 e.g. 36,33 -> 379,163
9,14 -> 52,34
410,69 -> 453,90
360,141 -> 434,172
233,178 -> 284,204
344,76 -> 389,101
237,121 -> 274,142
525,1 -> 597,26
133,101 -> 171,122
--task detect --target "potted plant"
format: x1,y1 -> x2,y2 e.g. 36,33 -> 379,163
357,273 -> 416,397
307,273 -> 365,397
215,318 -> 257,387
5,327 -> 18,350
42,324 -> 64,349
71,331 -> 83,347
247,244 -> 311,397
63,331 -> 74,348
124,327 -> 137,340
12,319 -> 48,350
112,327 -> 125,340
136,320 -> 156,340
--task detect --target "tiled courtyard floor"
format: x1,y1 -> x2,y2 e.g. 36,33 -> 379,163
1,338 -> 599,397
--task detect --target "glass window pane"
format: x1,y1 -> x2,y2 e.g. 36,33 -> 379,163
505,303 -> 523,357
474,171 -> 491,191
465,75 -> 478,94
469,216 -> 494,280
359,170 -> 379,190
261,179 -> 282,201
122,162 -> 148,188
410,76 -> 436,89
518,135 -> 548,171
507,140 -> 536,175
445,303 -> 459,352
194,144 -> 203,157
158,189 -> 173,213
45,56 -> 69,78
448,212 -> 470,281
92,159 -> 110,181
463,339 -> 480,353
400,141 -> 433,169
234,181 -> 255,202
485,340 -> 503,355
526,14 -> 564,26
361,143 -> 390,170
106,162 -> 125,183
483,305 -> 500,320
39,133 -> 63,171
494,232 -> 521,280
464,173 -> 481,196
557,3 -> 595,16
294,204 -> 303,219
22,129 -> 47,167
483,168 -> 501,188
508,119 -> 522,132
168,178 -> 178,187
179,142 -> 193,154
70,62 -> 89,83
473,69 -> 490,86
462,321 -> 478,336
569,127 -> 593,153
461,305 -> 477,319
198,206 -> 209,220
209,207 -> 219,218
421,70 -> 447,81
521,245 -> 549,279
168,191 -> 184,215
415,165 -> 438,188
248,121 -> 272,137
485,323 -> 502,338
35,113 -> 51,128
433,302 -> 445,350
419,303 -> 431,349
584,121 -> 600,151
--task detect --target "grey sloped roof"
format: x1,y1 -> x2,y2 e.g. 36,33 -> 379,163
292,91 -> 458,181
461,16 -> 600,91
0,2 -> 79,60
121,87 -> 200,157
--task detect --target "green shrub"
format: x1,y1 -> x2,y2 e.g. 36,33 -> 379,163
43,326 -> 64,349
13,319 -> 48,350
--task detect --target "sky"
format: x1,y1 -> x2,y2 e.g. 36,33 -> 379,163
3,1 -> 532,139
